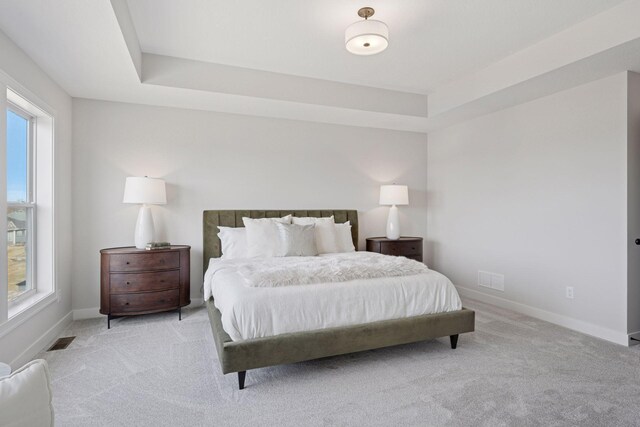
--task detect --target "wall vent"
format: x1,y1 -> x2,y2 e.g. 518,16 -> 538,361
478,271 -> 505,291
47,337 -> 75,351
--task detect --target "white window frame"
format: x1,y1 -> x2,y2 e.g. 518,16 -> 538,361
0,74 -> 57,334
6,103 -> 37,307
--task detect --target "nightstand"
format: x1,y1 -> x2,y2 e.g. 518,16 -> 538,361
100,245 -> 191,328
366,237 -> 423,262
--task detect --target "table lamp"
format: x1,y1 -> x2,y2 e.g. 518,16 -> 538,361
379,184 -> 409,240
123,176 -> 166,249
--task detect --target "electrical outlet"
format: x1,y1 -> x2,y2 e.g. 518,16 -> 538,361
566,286 -> 574,299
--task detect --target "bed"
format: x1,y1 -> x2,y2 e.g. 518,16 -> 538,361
203,210 -> 475,389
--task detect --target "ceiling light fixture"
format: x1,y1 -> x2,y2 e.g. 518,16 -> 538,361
345,7 -> 389,56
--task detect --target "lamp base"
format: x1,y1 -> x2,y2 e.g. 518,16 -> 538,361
386,205 -> 400,240
134,205 -> 155,249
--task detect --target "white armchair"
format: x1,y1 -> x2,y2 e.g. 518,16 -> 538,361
0,359 -> 54,427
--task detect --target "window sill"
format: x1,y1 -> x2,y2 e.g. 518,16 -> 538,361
0,291 -> 57,339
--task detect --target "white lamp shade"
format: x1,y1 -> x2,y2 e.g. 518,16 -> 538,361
123,177 -> 167,205
345,19 -> 389,55
379,185 -> 409,206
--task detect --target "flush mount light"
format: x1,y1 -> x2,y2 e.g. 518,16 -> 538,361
345,7 -> 389,56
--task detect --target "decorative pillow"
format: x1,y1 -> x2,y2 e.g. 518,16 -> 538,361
292,216 -> 334,226
276,223 -> 318,256
335,221 -> 356,252
243,215 -> 292,258
292,216 -> 339,254
217,227 -> 248,259
0,359 -> 54,427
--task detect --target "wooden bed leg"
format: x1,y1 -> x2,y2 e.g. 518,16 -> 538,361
450,334 -> 459,349
238,371 -> 246,390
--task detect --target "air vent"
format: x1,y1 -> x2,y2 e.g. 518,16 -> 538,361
478,271 -> 505,291
47,337 -> 75,351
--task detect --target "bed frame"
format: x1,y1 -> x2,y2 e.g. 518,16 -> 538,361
203,210 -> 475,389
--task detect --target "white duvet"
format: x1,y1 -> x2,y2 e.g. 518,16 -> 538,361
207,252 -> 430,288
204,252 -> 462,341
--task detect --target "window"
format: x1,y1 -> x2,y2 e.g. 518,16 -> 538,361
0,86 -> 55,323
6,106 -> 35,304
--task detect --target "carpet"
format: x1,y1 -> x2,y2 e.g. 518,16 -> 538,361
39,299 -> 640,426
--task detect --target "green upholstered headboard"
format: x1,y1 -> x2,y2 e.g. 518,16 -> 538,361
202,210 -> 358,274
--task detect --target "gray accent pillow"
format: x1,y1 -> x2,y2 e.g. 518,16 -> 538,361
275,223 -> 318,257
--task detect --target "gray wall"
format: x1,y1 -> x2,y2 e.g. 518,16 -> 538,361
71,99 -> 429,313
427,73 -> 631,344
0,28 -> 73,366
627,71 -> 640,336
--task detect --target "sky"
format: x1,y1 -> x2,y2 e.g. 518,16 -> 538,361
7,109 -> 28,203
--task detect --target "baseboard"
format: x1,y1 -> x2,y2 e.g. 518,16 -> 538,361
72,306 -> 101,320
627,331 -> 640,346
189,297 -> 205,307
73,298 -> 206,321
456,286 -> 630,346
10,311 -> 73,369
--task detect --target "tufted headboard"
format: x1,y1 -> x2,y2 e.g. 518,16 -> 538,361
202,210 -> 358,274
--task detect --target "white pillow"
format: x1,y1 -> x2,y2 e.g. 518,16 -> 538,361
217,227 -> 248,259
292,216 -> 339,254
243,215 -> 292,258
276,223 -> 318,256
0,359 -> 54,427
292,216 -> 334,226
335,221 -> 356,252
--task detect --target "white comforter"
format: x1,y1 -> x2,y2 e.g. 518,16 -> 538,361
207,252 -> 430,288
204,252 -> 462,341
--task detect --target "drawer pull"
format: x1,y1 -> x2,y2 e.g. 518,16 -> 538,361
126,282 -> 130,285
125,302 -> 129,305
126,262 -> 130,265
160,280 -> 165,283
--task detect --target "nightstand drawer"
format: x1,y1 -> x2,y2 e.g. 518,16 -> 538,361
380,241 -> 421,256
110,289 -> 179,314
110,251 -> 179,272
110,270 -> 180,293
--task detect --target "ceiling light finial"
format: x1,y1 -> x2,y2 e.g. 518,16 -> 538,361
358,7 -> 375,20
345,7 -> 389,56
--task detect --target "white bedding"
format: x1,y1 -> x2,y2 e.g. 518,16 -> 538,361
207,252 -> 430,288
203,252 -> 462,341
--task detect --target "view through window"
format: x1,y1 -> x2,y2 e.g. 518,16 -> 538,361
6,107 -> 34,302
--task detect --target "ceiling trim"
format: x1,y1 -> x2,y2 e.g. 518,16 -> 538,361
429,0 -> 640,117
141,53 -> 428,117
104,0 -> 640,134
110,0 -> 142,81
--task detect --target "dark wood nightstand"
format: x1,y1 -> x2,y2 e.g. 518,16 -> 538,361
100,245 -> 191,328
366,237 -> 423,262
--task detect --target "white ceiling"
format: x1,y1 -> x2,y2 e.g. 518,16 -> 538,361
127,0 -> 626,94
0,0 -> 637,133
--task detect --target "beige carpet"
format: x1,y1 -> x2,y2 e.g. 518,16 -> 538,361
39,299 -> 640,426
